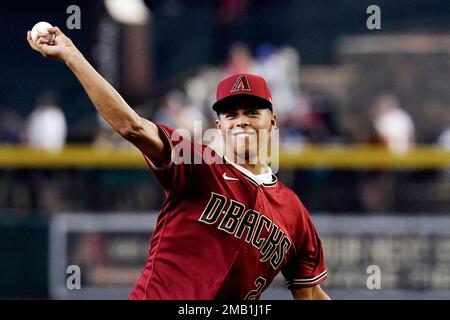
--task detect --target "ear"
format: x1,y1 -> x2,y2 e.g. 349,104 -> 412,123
270,113 -> 277,131
215,119 -> 222,133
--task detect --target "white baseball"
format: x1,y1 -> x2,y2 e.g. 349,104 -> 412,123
31,21 -> 53,43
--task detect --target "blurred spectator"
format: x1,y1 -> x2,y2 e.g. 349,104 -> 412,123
222,42 -> 253,76
279,90 -> 342,147
438,126 -> 450,150
184,75 -> 213,122
358,94 -> 416,213
0,106 -> 23,144
372,94 -> 415,154
21,91 -> 68,216
154,89 -> 206,140
25,91 -> 67,152
252,44 -> 301,121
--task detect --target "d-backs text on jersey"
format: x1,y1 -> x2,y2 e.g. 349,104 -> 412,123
198,192 -> 292,270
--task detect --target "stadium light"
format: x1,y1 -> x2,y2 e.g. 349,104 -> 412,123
104,0 -> 151,25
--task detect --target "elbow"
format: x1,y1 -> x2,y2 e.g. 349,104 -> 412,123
117,118 -> 144,141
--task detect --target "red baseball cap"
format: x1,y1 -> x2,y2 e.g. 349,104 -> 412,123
212,73 -> 273,112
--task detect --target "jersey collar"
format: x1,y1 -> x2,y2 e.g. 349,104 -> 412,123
224,156 -> 277,187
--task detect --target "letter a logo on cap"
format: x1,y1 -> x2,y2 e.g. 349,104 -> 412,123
230,75 -> 251,92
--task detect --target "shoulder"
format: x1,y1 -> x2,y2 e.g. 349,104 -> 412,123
277,181 -> 306,209
156,124 -> 211,154
275,181 -> 313,229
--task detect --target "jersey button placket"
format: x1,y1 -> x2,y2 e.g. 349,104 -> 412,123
259,187 -> 264,211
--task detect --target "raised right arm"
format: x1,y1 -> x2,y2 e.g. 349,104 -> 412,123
27,26 -> 166,163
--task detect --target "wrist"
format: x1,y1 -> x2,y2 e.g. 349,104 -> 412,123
64,47 -> 82,67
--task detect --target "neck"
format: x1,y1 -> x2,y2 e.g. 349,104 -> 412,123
225,151 -> 269,175
239,162 -> 269,175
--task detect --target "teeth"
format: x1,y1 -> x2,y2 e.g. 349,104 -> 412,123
233,132 -> 254,136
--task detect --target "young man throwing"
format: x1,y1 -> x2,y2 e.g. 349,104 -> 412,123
27,26 -> 329,300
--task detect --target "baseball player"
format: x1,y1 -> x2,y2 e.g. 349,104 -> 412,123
28,27 -> 329,300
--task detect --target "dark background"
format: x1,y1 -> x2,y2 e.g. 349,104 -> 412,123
2,0 -> 450,122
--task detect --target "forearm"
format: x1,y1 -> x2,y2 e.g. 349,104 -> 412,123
28,27 -> 164,159
311,286 -> 331,300
292,285 -> 331,300
65,48 -> 142,136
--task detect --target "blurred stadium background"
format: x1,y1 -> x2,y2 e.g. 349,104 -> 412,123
1,0 -> 450,299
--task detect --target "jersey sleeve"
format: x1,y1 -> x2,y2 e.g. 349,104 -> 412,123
281,207 -> 328,288
141,124 -> 195,194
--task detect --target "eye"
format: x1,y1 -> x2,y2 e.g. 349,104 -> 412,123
225,112 -> 237,118
247,109 -> 259,116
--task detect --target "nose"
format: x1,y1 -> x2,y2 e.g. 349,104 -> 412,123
235,114 -> 250,128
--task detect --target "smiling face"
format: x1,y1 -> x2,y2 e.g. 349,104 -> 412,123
215,102 -> 277,166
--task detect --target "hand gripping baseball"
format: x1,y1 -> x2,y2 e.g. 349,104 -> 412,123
27,26 -> 77,63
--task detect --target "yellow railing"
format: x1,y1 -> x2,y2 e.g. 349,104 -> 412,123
0,144 -> 449,169
279,145 -> 450,169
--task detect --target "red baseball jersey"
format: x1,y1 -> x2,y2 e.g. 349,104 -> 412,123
129,124 -> 327,300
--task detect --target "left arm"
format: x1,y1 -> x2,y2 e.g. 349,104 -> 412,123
291,284 -> 330,300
